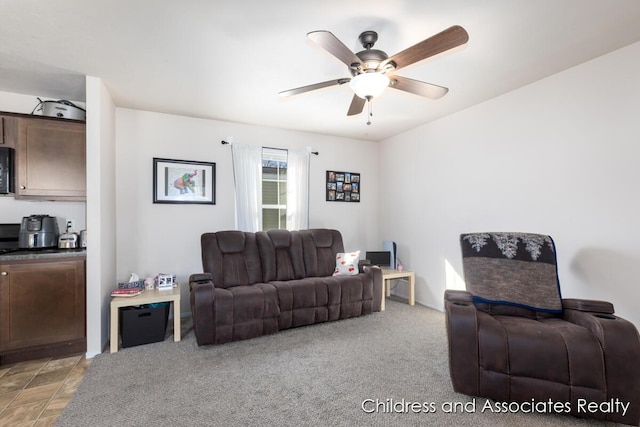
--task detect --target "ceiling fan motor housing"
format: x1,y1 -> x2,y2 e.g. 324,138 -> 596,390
353,49 -> 389,76
352,31 -> 392,75
358,31 -> 378,49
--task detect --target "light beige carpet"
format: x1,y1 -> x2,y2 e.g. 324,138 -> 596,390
57,300 -> 616,426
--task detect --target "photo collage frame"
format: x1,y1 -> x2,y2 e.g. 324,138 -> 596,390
326,170 -> 360,202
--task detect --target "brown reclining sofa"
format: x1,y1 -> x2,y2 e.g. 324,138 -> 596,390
189,228 -> 382,346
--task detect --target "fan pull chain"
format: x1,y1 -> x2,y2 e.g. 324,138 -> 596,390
366,96 -> 373,125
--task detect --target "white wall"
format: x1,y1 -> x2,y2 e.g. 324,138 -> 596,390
115,109 -> 379,315
0,90 -> 86,229
378,41 -> 640,328
85,77 -> 117,357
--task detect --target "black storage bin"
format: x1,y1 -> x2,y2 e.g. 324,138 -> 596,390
119,303 -> 169,348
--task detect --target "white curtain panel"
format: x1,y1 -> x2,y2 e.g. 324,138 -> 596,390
286,149 -> 310,230
231,144 -> 263,232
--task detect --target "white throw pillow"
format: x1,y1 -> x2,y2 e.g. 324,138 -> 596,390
333,251 -> 360,276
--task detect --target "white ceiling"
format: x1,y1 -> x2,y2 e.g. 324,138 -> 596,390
2,0 -> 640,142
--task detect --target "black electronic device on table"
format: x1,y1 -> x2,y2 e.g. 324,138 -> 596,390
365,251 -> 392,268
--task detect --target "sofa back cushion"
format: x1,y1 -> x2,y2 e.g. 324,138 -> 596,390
257,230 -> 306,282
300,229 -> 345,277
201,231 -> 263,288
460,232 -> 563,314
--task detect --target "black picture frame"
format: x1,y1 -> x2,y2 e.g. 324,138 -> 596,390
153,158 -> 216,204
326,170 -> 360,202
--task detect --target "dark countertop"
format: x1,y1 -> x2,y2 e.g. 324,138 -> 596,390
0,248 -> 86,262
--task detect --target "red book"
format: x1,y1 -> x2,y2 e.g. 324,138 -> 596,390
111,288 -> 143,297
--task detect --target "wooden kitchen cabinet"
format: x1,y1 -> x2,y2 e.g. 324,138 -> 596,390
0,115 -> 17,148
0,257 -> 86,365
15,116 -> 86,201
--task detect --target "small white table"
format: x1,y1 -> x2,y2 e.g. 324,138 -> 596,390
380,268 -> 415,311
110,286 -> 181,353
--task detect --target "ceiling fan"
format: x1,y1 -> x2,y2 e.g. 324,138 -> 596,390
279,25 -> 469,124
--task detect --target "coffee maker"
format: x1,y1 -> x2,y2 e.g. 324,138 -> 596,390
18,215 -> 59,248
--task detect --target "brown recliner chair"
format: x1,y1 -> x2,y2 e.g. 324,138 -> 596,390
445,232 -> 640,425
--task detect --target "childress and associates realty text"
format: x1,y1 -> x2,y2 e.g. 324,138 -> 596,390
361,397 -> 631,417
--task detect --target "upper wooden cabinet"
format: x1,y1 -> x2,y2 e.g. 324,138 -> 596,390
0,115 -> 17,148
14,116 -> 86,201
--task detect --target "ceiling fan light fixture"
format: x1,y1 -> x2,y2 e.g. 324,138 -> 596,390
284,26 -> 469,122
349,73 -> 389,100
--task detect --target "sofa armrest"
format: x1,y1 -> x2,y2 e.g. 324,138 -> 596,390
444,290 -> 480,396
189,275 -> 216,346
562,298 -> 614,314
359,259 -> 371,273
563,302 -> 640,424
362,264 -> 383,312
445,289 -> 474,303
189,273 -> 213,289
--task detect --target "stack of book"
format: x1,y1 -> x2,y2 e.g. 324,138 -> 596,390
111,281 -> 144,298
110,287 -> 143,297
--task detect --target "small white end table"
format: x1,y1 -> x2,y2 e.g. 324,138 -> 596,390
110,286 -> 181,353
380,268 -> 415,311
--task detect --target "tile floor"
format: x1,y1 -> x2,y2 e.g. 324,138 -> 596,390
0,353 -> 90,426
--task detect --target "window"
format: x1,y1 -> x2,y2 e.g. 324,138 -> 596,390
230,145 -> 307,232
262,148 -> 287,230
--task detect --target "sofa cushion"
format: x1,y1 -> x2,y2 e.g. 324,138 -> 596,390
213,283 -> 279,343
271,277 -> 341,329
257,230 -> 306,282
217,232 -> 247,253
333,251 -> 360,276
308,228 -> 334,247
300,229 -> 345,277
460,232 -> 562,313
476,311 -> 606,406
333,274 -> 374,318
202,231 -> 263,288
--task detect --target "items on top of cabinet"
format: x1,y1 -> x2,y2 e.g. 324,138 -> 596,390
32,98 -> 86,121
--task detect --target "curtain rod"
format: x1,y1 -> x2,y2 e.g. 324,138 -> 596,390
221,140 -> 318,156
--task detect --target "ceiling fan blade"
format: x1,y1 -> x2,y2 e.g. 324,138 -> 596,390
382,25 -> 469,71
279,78 -> 350,97
347,95 -> 366,116
308,31 -> 362,68
389,75 -> 449,99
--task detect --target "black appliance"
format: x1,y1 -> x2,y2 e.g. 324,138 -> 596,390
0,147 -> 14,194
0,223 -> 20,255
19,215 -> 60,249
365,251 -> 392,267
